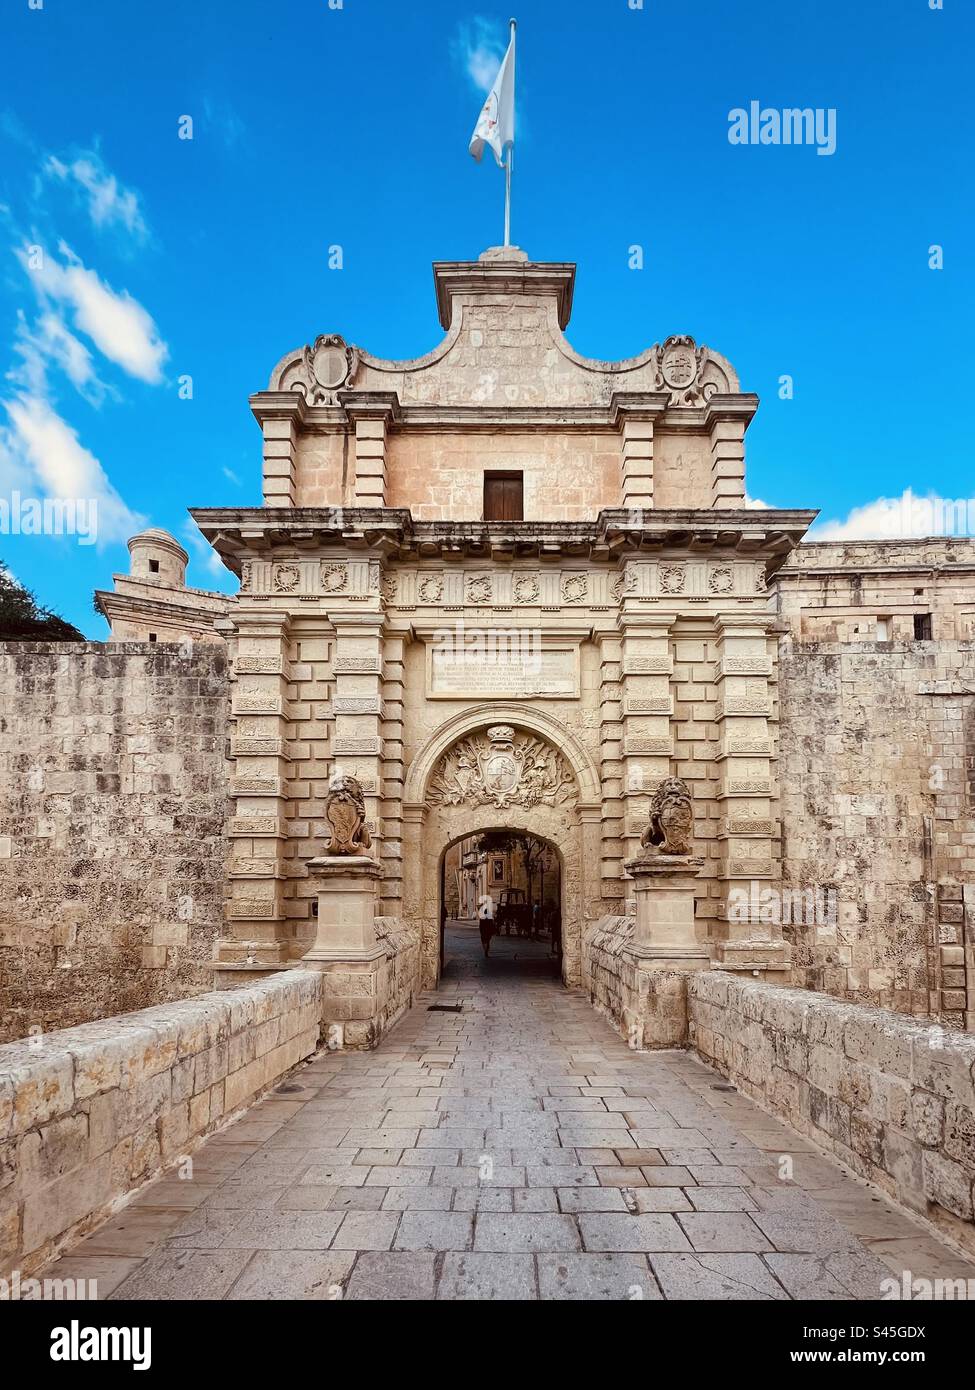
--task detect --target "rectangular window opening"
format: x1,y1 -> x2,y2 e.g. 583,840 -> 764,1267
483,471 -> 523,521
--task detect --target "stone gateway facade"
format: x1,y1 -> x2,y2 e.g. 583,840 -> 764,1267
3,247 -> 975,1282
187,246 -> 819,1033
1,245 -> 973,1049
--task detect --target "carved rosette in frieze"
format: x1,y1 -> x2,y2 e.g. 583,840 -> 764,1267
512,573 -> 540,604
466,574 -> 492,605
428,725 -> 576,812
708,566 -> 734,596
658,564 -> 686,596
320,563 -> 348,594
417,574 -> 444,605
272,564 -> 300,593
240,563 -> 252,592
380,572 -> 398,604
561,573 -> 588,605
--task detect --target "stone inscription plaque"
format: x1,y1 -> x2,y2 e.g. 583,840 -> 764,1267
426,642 -> 579,700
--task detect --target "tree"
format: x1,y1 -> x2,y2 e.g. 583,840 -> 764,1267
0,562 -> 84,641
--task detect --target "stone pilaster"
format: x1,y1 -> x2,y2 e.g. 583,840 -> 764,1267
216,611 -> 293,983
597,632 -> 625,896
712,613 -> 788,977
329,615 -> 385,874
258,401 -> 299,506
379,628 -> 409,914
619,610 -> 677,869
342,394 -> 399,507
708,401 -> 752,508
613,395 -> 668,511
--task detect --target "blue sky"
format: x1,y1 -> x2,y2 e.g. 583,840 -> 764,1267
0,0 -> 971,636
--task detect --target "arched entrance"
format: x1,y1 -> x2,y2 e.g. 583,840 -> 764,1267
440,829 -> 564,980
401,706 -> 604,991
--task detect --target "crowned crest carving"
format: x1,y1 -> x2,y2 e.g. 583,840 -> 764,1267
428,725 -> 576,811
640,776 -> 694,856
650,335 -> 727,406
276,334 -> 360,404
324,775 -> 373,855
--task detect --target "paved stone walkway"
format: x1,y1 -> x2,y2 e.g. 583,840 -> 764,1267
44,930 -> 975,1300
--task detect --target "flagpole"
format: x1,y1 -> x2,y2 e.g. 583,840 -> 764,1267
504,147 -> 512,247
504,17 -> 516,247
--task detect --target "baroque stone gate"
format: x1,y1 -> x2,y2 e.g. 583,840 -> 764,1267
185,245 -> 814,1039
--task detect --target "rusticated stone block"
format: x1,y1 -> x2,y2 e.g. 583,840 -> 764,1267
922,1150 -> 974,1220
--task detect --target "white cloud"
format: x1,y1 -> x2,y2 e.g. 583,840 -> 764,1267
452,18 -> 505,93
21,242 -> 168,384
9,309 -> 107,403
181,518 -> 225,579
3,394 -> 144,545
222,466 -> 241,486
45,152 -> 148,240
811,487 -> 975,542
745,494 -> 772,509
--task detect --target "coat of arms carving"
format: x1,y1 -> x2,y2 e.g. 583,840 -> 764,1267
428,725 -> 576,811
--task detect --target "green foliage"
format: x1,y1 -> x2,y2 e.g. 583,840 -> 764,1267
0,561 -> 84,641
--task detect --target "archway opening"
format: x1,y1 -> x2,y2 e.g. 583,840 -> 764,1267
439,829 -> 563,982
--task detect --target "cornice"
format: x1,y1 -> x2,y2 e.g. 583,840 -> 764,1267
189,507 -> 817,577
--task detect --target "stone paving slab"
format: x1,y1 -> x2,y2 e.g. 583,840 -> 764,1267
39,932 -> 975,1301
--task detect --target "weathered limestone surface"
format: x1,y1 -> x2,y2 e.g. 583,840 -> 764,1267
0,970 -> 323,1277
585,914 -> 689,1050
775,537 -> 975,643
0,642 -> 231,1042
778,639 -> 975,1026
689,971 -> 975,1256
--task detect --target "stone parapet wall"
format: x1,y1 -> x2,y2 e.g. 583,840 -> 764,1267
0,642 -> 231,1041
584,914 -> 689,1049
778,640 -> 975,1025
0,970 -> 323,1278
689,972 -> 975,1256
315,918 -> 419,1049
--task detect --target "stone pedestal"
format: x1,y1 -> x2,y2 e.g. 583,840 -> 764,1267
624,853 -> 710,971
622,853 -> 709,1049
302,855 -> 387,1049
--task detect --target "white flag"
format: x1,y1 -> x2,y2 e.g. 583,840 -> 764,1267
469,29 -> 515,167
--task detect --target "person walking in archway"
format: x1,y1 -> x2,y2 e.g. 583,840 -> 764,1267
477,892 -> 496,958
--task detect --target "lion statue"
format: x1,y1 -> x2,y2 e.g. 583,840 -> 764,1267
324,775 -> 373,855
640,776 -> 693,856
